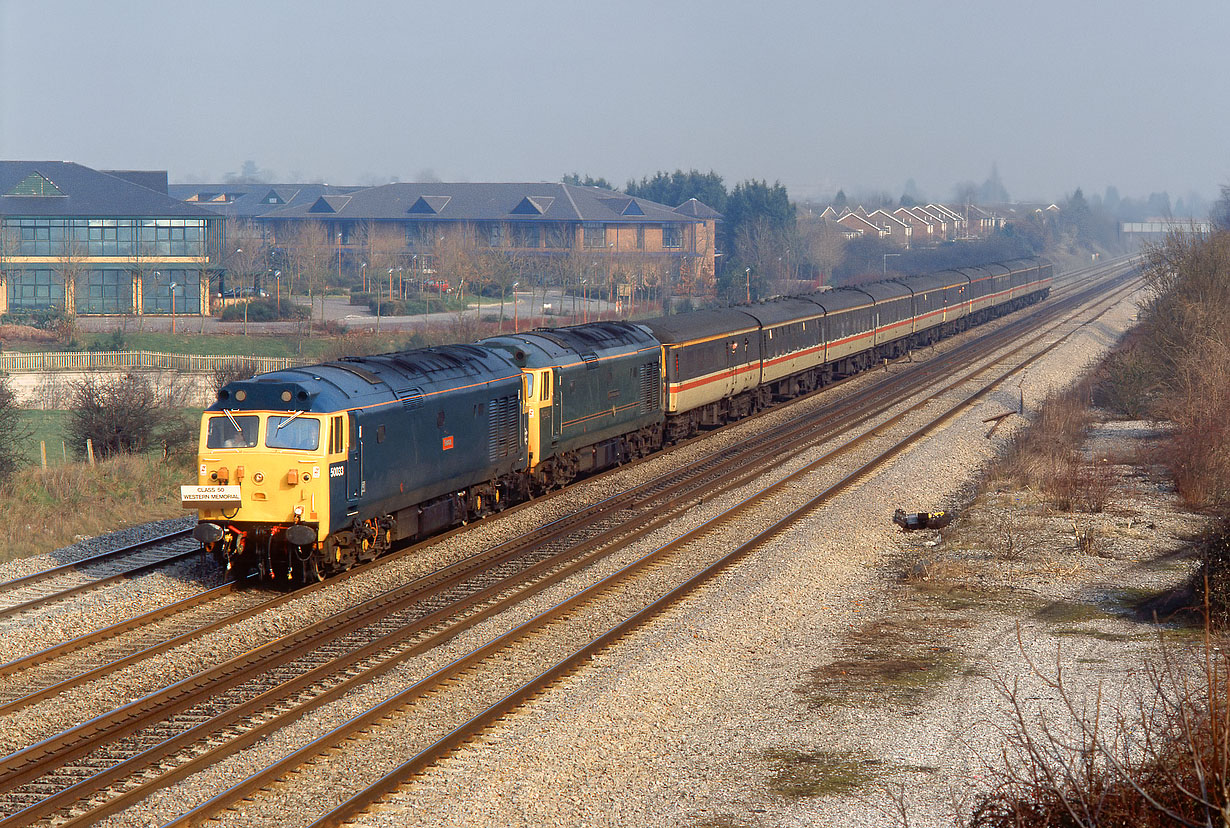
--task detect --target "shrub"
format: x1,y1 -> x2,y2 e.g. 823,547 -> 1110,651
366,297 -> 409,316
218,299 -> 309,322
210,358 -> 265,394
1196,522 -> 1230,629
65,373 -> 194,460
0,375 -> 30,483
1,308 -> 72,332
1092,340 -> 1158,419
87,329 -> 128,353
1136,231 -> 1230,509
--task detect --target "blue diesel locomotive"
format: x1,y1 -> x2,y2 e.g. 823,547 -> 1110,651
183,258 -> 1051,582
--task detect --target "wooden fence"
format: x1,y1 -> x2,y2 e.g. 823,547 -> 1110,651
0,351 -> 298,374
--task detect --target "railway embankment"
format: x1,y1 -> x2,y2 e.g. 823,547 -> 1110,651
334,280 -> 1179,827
0,262 -> 1181,827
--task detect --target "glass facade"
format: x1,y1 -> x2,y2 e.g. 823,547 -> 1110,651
77,269 -> 134,315
7,269 -> 65,311
11,217 -> 206,257
141,269 -> 201,314
2,267 -> 199,314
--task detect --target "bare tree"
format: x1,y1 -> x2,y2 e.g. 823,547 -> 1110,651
431,224 -> 483,315
798,214 -> 847,286
358,221 -> 406,303
735,217 -> 791,299
475,249 -> 523,331
277,220 -> 331,325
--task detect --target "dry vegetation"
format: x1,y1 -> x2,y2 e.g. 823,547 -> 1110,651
0,453 -> 191,564
968,628 -> 1230,828
957,229 -> 1230,826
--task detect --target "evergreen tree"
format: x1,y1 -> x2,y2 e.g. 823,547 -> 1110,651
562,173 -> 614,190
624,169 -> 728,212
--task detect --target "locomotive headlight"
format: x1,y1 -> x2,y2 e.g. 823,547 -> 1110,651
253,471 -> 264,483
293,505 -> 304,517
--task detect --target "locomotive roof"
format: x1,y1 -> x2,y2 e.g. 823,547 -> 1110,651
638,307 -> 761,344
479,321 -> 658,368
211,343 -> 521,413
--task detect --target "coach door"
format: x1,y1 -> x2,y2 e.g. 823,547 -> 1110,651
726,338 -> 738,396
347,412 -> 363,501
550,367 -> 563,443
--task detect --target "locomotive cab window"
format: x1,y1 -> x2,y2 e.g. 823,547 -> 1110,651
207,414 -> 259,449
265,414 -> 320,451
329,416 -> 344,454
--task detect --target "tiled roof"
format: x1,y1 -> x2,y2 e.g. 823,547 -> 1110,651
673,197 -> 722,219
167,182 -> 365,218
259,182 -> 703,223
0,161 -> 215,218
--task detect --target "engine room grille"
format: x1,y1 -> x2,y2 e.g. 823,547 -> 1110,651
638,363 -> 659,412
488,394 -> 520,461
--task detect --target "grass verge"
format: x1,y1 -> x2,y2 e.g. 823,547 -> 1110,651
0,453 -> 193,565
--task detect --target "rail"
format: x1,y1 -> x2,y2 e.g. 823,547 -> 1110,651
0,351 -> 299,374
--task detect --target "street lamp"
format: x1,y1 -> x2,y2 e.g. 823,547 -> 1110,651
273,270 -> 283,315
883,253 -> 901,276
336,232 -> 343,285
228,247 -> 242,299
167,279 -> 178,334
360,261 -> 367,293
745,267 -> 751,303
512,281 -> 520,333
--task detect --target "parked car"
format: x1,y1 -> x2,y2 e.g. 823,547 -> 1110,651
220,287 -> 269,299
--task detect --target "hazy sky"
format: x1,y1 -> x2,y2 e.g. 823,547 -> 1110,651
2,0 -> 1227,204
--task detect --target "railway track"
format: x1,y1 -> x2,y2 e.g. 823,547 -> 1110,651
0,255 -> 1127,683
0,529 -> 199,623
167,259 -> 1145,828
0,258 -> 1140,827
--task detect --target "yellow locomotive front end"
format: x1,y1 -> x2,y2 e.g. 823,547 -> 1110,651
183,410 -> 333,581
